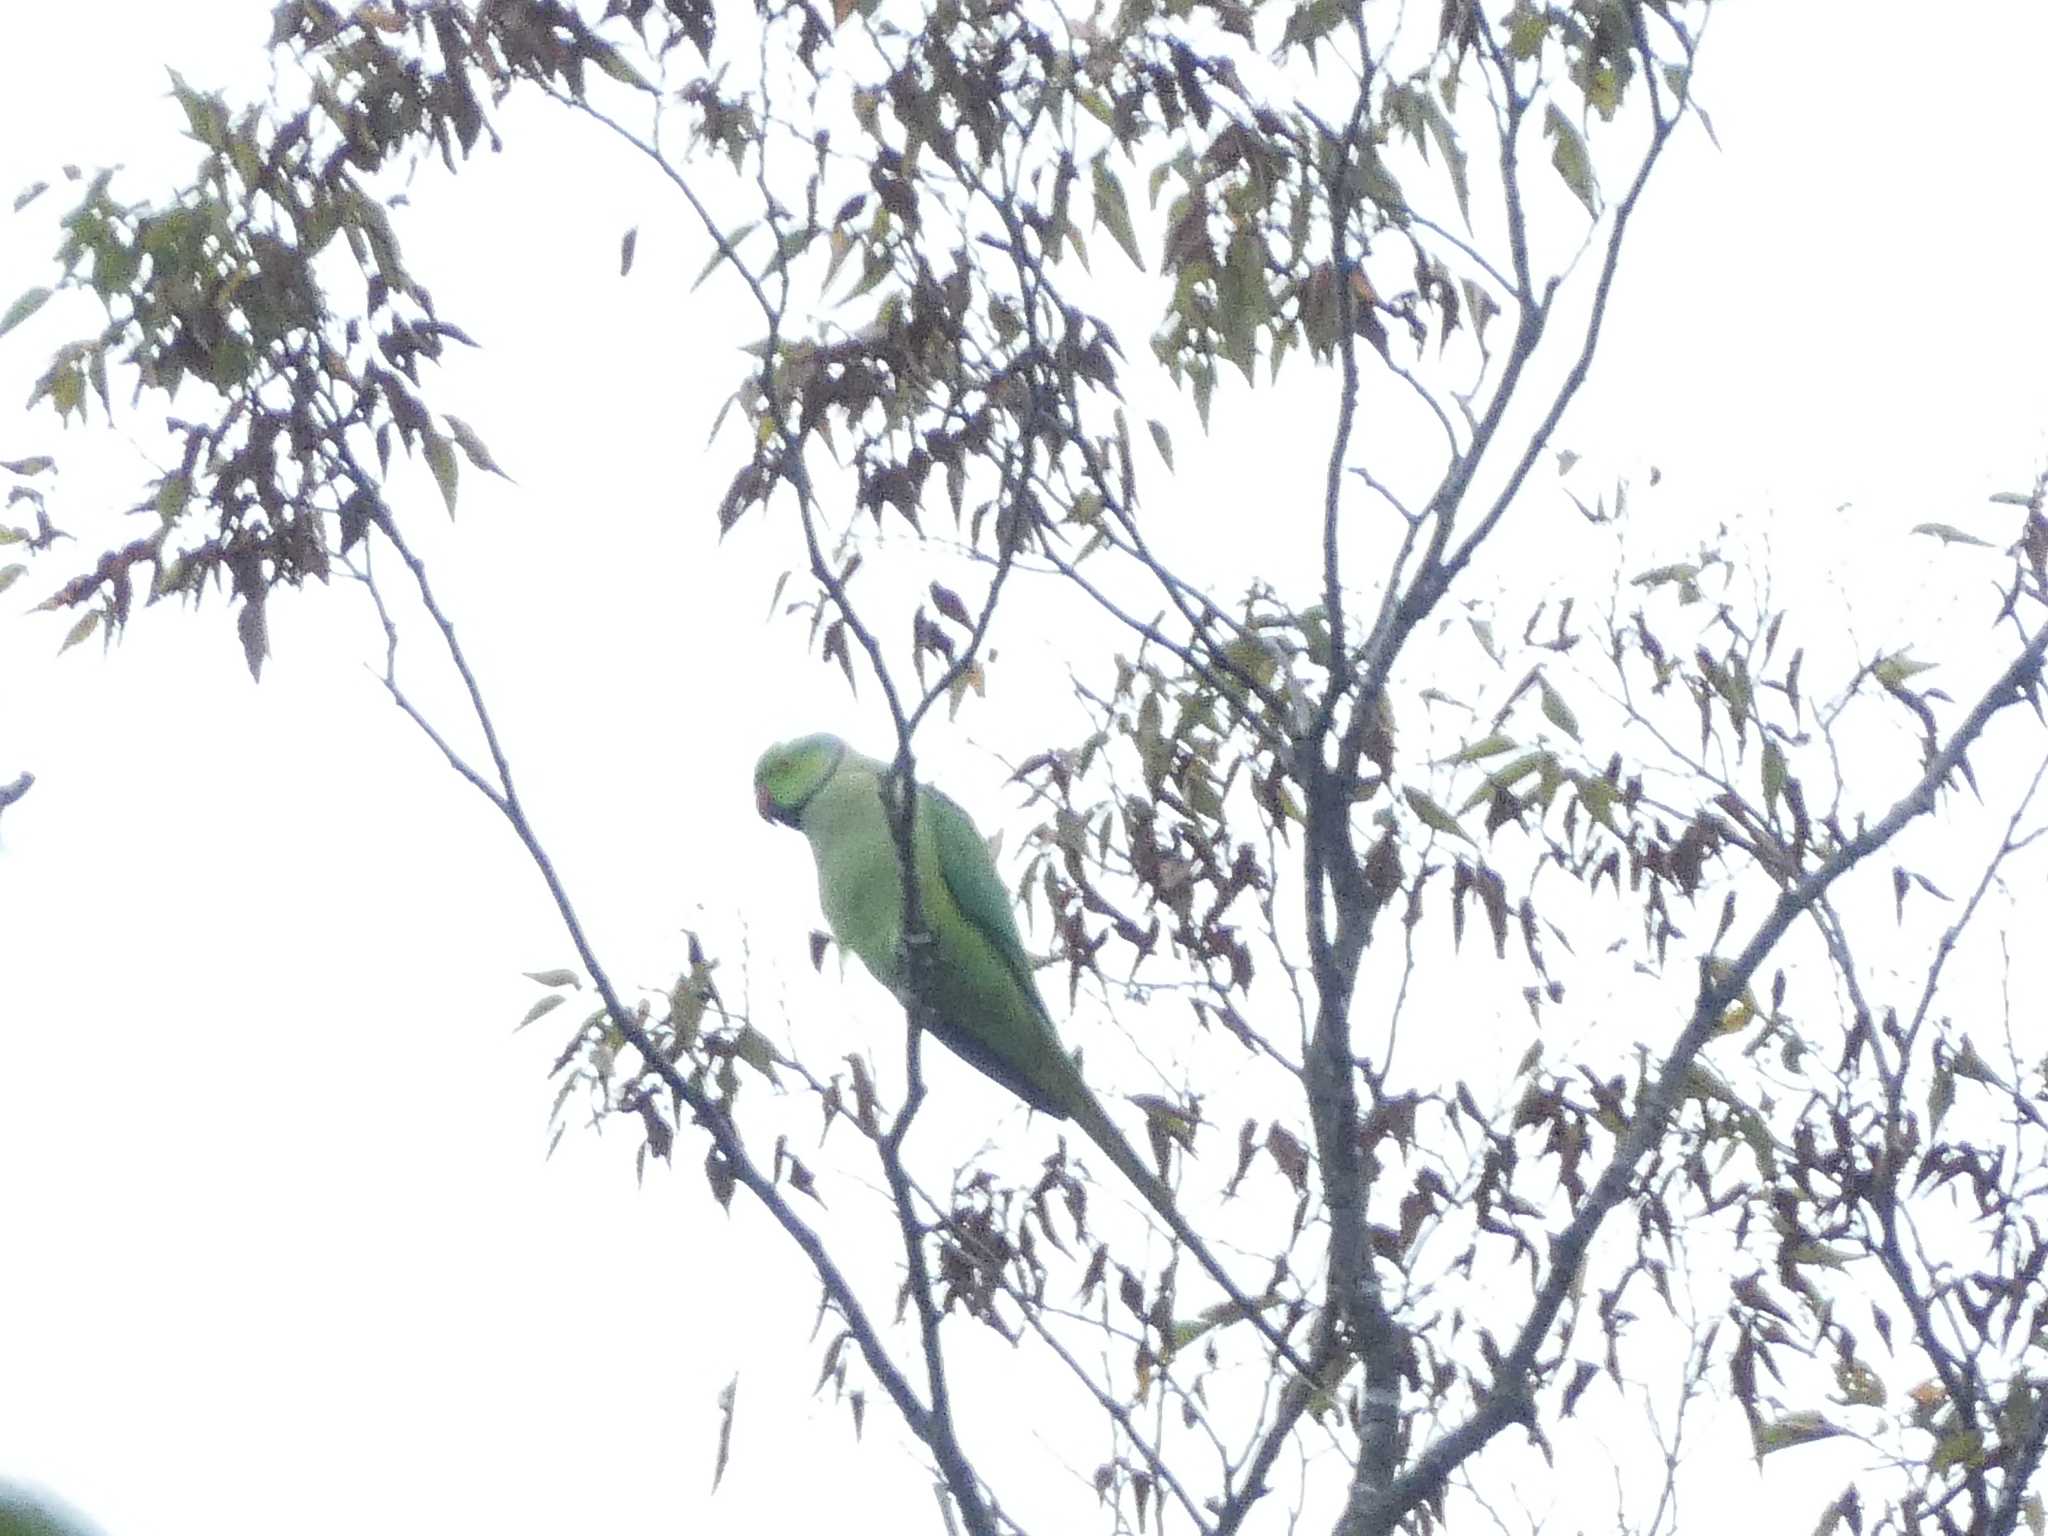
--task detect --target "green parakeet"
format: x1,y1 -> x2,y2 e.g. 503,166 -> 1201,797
753,732 -> 1183,1224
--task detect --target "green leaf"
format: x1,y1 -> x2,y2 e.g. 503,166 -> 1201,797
1438,732 -> 1516,765
1543,105 -> 1599,218
1147,418 -> 1173,469
1632,561 -> 1698,589
156,473 -> 191,525
1217,228 -> 1266,381
446,415 -> 509,479
1929,1063 -> 1954,1136
424,429 -> 459,516
1951,1035 -> 1997,1084
1874,651 -> 1935,688
1504,1 -> 1547,57
0,563 -> 25,595
1910,522 -> 1992,548
1091,156 -> 1144,271
586,39 -> 654,91
693,221 -> 758,292
1761,739 -> 1787,817
1930,1427 -> 1985,1476
58,609 -> 101,655
516,994 -> 567,1031
525,968 -> 583,988
1279,0 -> 1347,55
732,1025 -> 781,1082
0,456 -> 54,476
1751,1411 -> 1844,1458
1538,678 -> 1580,741
0,285 -> 53,338
48,368 -> 84,418
1403,786 -> 1472,842
1222,634 -> 1279,688
1421,91 -> 1471,224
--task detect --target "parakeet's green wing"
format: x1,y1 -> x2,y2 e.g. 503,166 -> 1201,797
926,786 -> 1048,1024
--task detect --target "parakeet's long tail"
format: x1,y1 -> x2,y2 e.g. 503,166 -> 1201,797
1066,1086 -> 1185,1232
995,1052 -> 1306,1370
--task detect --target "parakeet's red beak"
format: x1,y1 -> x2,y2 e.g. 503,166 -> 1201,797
755,783 -> 775,821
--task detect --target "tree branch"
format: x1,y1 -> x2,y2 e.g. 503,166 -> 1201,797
1353,617 -> 2048,1533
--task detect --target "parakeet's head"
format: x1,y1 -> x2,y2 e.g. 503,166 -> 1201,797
754,734 -> 848,826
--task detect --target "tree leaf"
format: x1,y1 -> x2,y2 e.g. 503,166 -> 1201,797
0,285 -> 52,338
58,609 -> 101,655
711,1374 -> 739,1491
1403,786 -> 1472,842
1438,732 -> 1516,765
237,594 -> 267,681
585,39 -> 653,91
1091,156 -> 1144,270
1751,1411 -> 1844,1458
1910,522 -> 1992,548
733,1025 -> 782,1082
516,994 -> 567,1031
1543,105 -> 1598,218
1538,677 -> 1580,740
1874,651 -> 1935,688
1761,739 -> 1787,817
1421,91 -> 1471,224
446,415 -> 510,480
1217,228 -> 1266,380
1928,1063 -> 1954,1136
424,428 -> 459,515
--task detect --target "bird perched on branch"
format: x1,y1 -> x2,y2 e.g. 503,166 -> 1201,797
752,733 -> 1183,1219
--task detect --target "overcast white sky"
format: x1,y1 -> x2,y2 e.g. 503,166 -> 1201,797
3,4 -> 2046,1534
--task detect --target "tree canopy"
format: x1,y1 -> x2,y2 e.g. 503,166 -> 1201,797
5,3 -> 2047,1534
